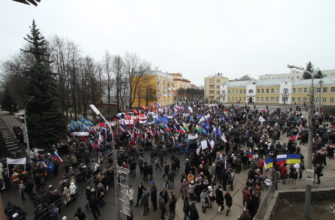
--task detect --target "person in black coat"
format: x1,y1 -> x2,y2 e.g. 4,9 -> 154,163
135,183 -> 145,207
148,164 -> 153,180
183,197 -> 190,220
150,184 -> 157,211
90,197 -> 101,220
247,195 -> 259,219
169,193 -> 177,219
224,192 -> 233,216
159,193 -> 166,220
74,207 -> 86,220
314,163 -> 323,184
215,185 -> 224,213
189,202 -> 199,220
163,162 -> 170,178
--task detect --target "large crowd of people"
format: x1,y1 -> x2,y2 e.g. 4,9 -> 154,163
1,102 -> 335,220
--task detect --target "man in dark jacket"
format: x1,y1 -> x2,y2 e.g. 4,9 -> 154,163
90,197 -> 101,220
141,188 -> 150,216
163,162 -> 170,178
74,207 -> 86,220
247,195 -> 259,219
151,184 -> 158,211
169,193 -> 177,219
183,197 -> 190,220
215,185 -> 224,213
189,202 -> 199,220
159,193 -> 166,220
135,183 -> 144,207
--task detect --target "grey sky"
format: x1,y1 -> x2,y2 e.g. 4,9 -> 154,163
1,0 -> 335,86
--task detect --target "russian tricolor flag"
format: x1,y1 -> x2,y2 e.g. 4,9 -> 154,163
52,151 -> 63,163
276,154 -> 287,165
247,151 -> 254,159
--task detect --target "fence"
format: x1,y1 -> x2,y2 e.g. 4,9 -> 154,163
253,182 -> 276,220
254,176 -> 335,220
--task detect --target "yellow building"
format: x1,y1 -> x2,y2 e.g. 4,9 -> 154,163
131,69 -> 175,107
204,73 -> 229,101
221,77 -> 335,106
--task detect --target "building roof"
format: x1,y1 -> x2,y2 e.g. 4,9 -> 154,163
223,77 -> 335,87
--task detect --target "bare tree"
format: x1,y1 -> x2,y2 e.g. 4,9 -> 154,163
112,55 -> 127,112
102,52 -> 113,118
144,85 -> 156,106
123,53 -> 151,108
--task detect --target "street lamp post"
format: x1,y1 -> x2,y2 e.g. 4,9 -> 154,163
319,80 -> 323,116
24,96 -> 34,162
288,65 -> 315,220
89,104 -> 121,220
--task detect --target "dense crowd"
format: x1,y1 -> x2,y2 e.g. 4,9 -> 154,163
1,102 -> 335,220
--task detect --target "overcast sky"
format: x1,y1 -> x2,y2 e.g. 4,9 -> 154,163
1,0 -> 335,86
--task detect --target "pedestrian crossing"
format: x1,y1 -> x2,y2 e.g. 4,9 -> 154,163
0,117 -> 24,157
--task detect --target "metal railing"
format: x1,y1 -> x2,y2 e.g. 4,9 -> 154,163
254,182 -> 276,220
254,176 -> 335,220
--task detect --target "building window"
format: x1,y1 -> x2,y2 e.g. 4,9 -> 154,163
316,88 -> 321,93
271,97 -> 275,102
271,89 -> 274,93
303,88 -> 307,93
228,97 -> 231,101
276,97 -> 279,102
330,98 -> 334,103
322,98 -> 326,103
275,89 -> 279,93
297,88 -> 302,93
265,97 -> 268,101
315,98 -> 319,103
217,80 -> 220,83
240,90 -> 242,94
266,89 -> 269,93
261,89 -> 264,93
217,86 -> 220,89
257,89 -> 260,93
216,91 -> 220,94
292,98 -> 295,102
293,88 -> 296,93
331,87 -> 335,93
298,98 -> 301,102
256,97 -> 259,101
228,90 -> 231,94
261,97 -> 264,101
323,87 -> 328,93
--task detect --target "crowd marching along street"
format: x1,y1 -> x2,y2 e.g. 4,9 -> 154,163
1,102 -> 335,220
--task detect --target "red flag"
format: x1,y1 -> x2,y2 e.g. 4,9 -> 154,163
91,141 -> 100,150
98,122 -> 108,128
133,109 -> 139,115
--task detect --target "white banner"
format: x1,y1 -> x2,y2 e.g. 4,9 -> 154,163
71,132 -> 90,137
188,134 -> 198,140
201,140 -> 208,150
123,120 -> 134,125
6,157 -> 26,165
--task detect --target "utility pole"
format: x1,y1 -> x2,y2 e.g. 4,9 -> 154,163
305,73 -> 314,220
89,104 -> 121,220
24,96 -> 34,162
287,65 -> 315,220
319,80 -> 323,117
